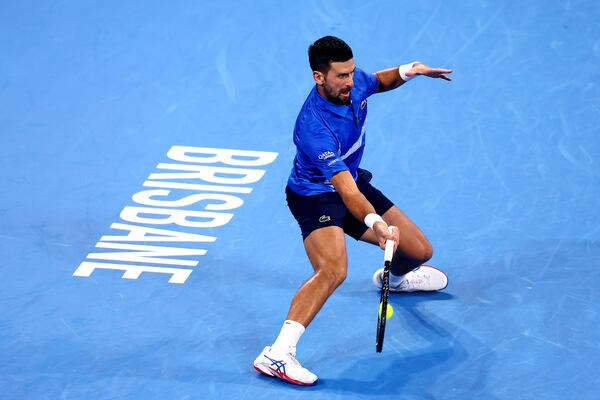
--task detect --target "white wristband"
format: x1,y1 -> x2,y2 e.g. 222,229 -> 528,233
364,213 -> 385,230
399,61 -> 419,82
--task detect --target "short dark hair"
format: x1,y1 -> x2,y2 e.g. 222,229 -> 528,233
308,36 -> 353,73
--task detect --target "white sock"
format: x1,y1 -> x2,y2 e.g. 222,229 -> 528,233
390,266 -> 420,283
390,272 -> 407,284
271,320 -> 305,353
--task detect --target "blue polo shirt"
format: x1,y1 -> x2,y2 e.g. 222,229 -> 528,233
287,67 -> 380,196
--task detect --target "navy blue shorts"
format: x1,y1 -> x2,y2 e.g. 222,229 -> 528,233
286,169 -> 395,240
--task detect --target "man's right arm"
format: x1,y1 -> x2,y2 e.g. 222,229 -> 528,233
330,170 -> 375,221
330,170 -> 398,249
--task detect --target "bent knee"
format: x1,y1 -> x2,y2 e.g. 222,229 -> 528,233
401,239 -> 433,264
318,262 -> 347,288
420,240 -> 433,263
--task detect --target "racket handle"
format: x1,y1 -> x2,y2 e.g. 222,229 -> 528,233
384,239 -> 394,263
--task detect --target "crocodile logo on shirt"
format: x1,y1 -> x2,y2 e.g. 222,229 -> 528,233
319,215 -> 331,223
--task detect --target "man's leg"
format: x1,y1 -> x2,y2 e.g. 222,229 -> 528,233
253,225 -> 347,385
287,225 -> 348,327
359,205 -> 433,275
359,205 -> 447,291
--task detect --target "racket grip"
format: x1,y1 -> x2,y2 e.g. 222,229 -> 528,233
384,239 -> 394,263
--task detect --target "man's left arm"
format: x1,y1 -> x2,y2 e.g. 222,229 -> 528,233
374,62 -> 453,93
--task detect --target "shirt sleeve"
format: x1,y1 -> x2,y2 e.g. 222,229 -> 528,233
354,67 -> 380,98
297,119 -> 348,180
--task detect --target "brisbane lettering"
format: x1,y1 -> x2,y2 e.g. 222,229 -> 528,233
74,146 -> 278,284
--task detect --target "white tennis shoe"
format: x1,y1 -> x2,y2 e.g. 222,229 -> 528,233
253,346 -> 318,386
373,265 -> 448,292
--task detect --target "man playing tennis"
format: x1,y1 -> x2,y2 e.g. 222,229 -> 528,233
254,36 -> 452,385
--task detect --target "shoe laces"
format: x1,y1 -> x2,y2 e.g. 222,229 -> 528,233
271,345 -> 300,366
286,346 -> 300,366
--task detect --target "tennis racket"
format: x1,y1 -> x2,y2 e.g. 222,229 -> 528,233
376,227 -> 395,353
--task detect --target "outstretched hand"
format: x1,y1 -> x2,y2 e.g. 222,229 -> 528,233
407,63 -> 453,81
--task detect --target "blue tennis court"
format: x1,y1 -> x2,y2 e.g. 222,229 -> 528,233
1,1 -> 599,399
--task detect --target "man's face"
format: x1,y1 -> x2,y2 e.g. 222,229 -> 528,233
314,59 -> 355,105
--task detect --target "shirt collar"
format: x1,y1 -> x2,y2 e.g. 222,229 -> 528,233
311,85 -> 353,119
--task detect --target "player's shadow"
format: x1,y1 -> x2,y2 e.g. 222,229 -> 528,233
315,291 -> 500,399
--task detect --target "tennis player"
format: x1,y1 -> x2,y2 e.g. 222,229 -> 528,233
254,36 -> 452,385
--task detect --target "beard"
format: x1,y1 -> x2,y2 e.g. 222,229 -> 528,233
322,83 -> 352,105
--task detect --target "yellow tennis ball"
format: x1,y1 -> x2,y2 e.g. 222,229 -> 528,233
378,303 -> 394,319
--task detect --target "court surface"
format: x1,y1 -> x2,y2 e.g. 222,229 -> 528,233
1,1 -> 599,399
